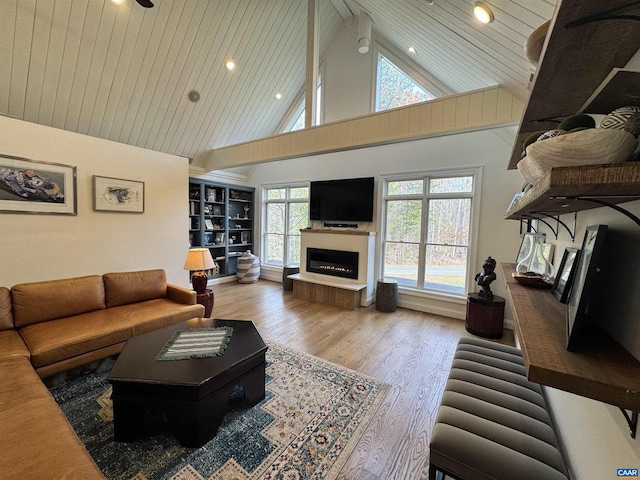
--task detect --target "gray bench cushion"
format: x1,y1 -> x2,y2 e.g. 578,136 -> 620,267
429,337 -> 568,480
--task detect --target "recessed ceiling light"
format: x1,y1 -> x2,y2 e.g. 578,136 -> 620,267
111,0 -> 124,4
473,2 -> 494,24
224,58 -> 236,71
408,46 -> 417,54
188,90 -> 200,103
275,91 -> 283,100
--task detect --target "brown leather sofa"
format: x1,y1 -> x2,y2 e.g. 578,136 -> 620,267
0,269 -> 205,479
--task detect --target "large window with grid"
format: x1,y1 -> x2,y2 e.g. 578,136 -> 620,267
263,185 -> 309,267
381,170 -> 480,296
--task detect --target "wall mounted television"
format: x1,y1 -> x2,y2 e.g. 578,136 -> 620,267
309,177 -> 374,222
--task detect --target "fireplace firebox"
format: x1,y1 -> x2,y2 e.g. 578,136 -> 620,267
307,248 -> 359,280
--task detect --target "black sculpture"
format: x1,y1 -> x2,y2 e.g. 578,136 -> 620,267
475,256 -> 497,299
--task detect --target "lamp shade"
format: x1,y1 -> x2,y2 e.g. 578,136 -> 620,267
184,248 -> 215,271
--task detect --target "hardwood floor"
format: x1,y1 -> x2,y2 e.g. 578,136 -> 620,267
211,279 -> 515,480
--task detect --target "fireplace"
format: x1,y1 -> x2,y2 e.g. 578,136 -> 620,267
307,248 -> 359,280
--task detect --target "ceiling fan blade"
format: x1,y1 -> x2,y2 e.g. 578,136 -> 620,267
136,0 -> 154,7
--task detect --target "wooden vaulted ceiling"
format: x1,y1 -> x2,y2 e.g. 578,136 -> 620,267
0,0 -> 555,169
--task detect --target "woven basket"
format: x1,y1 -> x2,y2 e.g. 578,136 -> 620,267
517,128 -> 637,184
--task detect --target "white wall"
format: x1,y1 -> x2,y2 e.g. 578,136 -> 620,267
322,21 -> 373,123
248,126 -> 525,320
0,117 -> 190,287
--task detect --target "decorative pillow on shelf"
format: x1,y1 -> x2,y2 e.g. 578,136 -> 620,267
517,128 -> 637,185
600,106 -> 640,130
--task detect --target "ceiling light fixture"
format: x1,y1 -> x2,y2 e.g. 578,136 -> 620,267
357,11 -> 372,54
408,46 -> 417,54
188,90 -> 200,103
224,58 -> 236,71
275,91 -> 283,100
473,2 -> 494,24
110,0 -> 124,4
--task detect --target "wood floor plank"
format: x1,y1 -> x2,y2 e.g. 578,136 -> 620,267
210,279 -> 515,479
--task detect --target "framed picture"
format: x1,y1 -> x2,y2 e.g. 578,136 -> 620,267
516,232 -> 545,264
241,231 -> 251,244
205,219 -> 214,230
204,232 -> 214,245
551,247 -> 579,303
566,225 -> 608,351
214,232 -> 225,245
93,176 -> 144,213
0,154 -> 76,215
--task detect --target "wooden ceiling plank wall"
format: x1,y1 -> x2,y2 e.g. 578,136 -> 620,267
0,0 -> 558,168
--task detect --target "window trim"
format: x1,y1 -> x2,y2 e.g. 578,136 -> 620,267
277,64 -> 325,133
380,166 -> 483,298
371,41 -> 452,112
261,183 -> 310,267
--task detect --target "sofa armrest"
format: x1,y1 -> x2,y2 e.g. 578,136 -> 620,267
166,284 -> 197,305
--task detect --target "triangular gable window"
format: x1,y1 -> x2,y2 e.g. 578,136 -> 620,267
375,54 -> 435,111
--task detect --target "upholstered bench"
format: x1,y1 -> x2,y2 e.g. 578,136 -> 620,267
429,337 -> 568,480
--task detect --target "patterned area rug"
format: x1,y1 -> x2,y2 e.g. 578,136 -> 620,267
49,342 -> 389,480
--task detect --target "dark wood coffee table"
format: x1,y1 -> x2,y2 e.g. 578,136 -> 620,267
107,318 -> 267,448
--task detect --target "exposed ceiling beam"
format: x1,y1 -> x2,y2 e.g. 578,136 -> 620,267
203,86 -> 524,170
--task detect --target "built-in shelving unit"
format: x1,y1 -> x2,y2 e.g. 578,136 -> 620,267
501,263 -> 640,412
188,179 -> 254,280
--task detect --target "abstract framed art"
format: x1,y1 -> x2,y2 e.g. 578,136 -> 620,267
0,154 -> 77,215
93,176 -> 145,213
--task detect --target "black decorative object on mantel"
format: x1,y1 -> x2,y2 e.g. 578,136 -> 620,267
475,256 -> 497,300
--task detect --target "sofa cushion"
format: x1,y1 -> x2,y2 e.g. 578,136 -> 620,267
0,287 -> 12,330
104,269 -> 167,308
0,330 -> 30,359
0,357 -> 105,479
20,298 -> 204,368
11,275 -> 105,328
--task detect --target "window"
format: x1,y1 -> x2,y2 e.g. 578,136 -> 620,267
264,186 -> 309,266
283,73 -> 323,132
381,171 -> 479,296
375,54 -> 435,111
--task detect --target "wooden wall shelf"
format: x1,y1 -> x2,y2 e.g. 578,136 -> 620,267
508,0 -> 640,170
501,263 -> 640,412
506,163 -> 640,220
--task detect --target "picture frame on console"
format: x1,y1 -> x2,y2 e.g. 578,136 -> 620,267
551,247 -> 579,303
566,225 -> 608,351
0,154 -> 77,215
93,176 -> 145,213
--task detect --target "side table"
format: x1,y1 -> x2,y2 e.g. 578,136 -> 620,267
282,266 -> 300,291
376,279 -> 398,312
465,293 -> 505,339
196,289 -> 214,318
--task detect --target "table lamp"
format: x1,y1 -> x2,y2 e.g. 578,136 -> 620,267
184,248 -> 215,294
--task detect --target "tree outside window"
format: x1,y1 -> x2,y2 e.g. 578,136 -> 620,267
382,173 -> 476,295
264,186 -> 309,266
376,54 -> 435,112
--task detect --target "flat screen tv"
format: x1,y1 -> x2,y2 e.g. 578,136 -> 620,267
309,177 -> 374,222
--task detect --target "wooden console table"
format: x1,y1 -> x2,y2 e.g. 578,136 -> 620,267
501,263 -> 640,412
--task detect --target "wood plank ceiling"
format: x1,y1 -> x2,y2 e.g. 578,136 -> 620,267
0,0 -> 555,168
